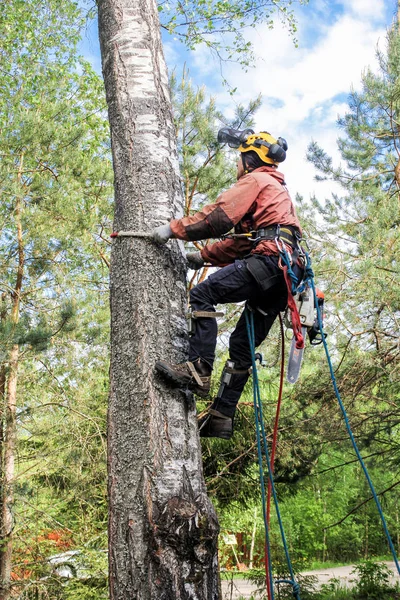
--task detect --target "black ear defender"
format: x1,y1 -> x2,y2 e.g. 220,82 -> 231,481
277,137 -> 288,151
253,137 -> 287,163
267,142 -> 286,163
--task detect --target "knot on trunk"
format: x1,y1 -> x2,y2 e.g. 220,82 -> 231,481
151,467 -> 219,568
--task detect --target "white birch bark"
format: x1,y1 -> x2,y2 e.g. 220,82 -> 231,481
97,0 -> 220,598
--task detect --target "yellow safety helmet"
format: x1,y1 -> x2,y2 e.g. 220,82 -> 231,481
239,131 -> 288,165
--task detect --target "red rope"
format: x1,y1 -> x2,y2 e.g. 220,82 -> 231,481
265,313 -> 285,600
282,265 -> 304,349
263,258 -> 300,598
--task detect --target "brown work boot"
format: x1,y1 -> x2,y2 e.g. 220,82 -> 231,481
155,358 -> 211,398
198,409 -> 233,440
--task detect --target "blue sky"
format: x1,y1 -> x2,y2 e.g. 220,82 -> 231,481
80,0 -> 395,202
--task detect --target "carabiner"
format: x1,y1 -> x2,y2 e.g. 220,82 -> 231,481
275,235 -> 292,264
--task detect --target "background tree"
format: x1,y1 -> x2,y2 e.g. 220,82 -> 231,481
158,0 -> 307,68
304,23 -> 400,453
0,0 -> 113,596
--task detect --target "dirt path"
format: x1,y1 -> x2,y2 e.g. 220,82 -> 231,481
220,562 -> 399,599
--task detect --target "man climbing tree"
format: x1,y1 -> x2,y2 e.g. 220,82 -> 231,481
154,128 -> 303,439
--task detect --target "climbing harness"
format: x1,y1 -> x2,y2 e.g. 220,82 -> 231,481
245,307 -> 301,600
221,225 -> 298,247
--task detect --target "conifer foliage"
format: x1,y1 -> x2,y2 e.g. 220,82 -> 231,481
0,1 -> 113,597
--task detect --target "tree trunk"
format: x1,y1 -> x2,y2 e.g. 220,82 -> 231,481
97,1 -> 220,598
249,507 -> 257,569
0,294 -> 7,498
0,346 -> 18,600
0,157 -> 24,599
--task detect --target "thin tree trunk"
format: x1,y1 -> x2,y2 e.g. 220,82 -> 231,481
97,1 -> 219,598
0,353 -> 6,596
249,507 -> 257,569
0,294 -> 7,492
0,156 -> 24,599
0,345 -> 19,600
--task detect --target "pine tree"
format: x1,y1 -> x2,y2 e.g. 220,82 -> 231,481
306,24 -> 400,386
0,1 -> 113,595
294,22 -> 400,529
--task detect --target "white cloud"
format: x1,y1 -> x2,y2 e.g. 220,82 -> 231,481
204,8 -> 387,203
344,0 -> 385,20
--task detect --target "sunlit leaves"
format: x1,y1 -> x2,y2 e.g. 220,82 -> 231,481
159,0 -> 307,67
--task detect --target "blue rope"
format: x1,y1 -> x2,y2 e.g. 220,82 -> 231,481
308,270 -> 400,578
278,247 -> 299,294
245,308 -> 275,599
276,579 -> 301,595
245,308 -> 301,600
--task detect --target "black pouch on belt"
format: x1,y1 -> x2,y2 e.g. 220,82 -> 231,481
244,255 -> 281,292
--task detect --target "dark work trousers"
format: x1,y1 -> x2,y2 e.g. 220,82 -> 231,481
189,255 -> 302,418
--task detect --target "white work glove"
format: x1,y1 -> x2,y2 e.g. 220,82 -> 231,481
186,251 -> 205,270
152,223 -> 173,244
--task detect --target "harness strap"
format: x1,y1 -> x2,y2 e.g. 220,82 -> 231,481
186,361 -> 204,387
190,310 -> 224,319
255,225 -> 299,247
221,224 -> 301,248
225,365 -> 252,375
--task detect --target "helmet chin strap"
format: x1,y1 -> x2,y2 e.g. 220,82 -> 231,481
242,153 -> 249,174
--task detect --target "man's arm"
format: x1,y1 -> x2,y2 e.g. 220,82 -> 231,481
170,174 -> 261,241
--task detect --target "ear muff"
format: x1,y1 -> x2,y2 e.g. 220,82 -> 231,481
238,131 -> 288,164
266,143 -> 286,163
277,137 -> 288,151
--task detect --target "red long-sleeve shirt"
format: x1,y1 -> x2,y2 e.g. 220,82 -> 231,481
170,165 -> 302,267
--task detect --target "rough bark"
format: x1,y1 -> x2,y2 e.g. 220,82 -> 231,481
0,295 -> 7,493
0,346 -> 18,600
0,157 -> 24,599
97,1 -> 220,598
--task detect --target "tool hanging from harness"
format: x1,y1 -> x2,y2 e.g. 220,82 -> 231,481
285,286 -> 325,343
273,232 -> 327,383
231,223 -> 326,384
280,242 -> 326,383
